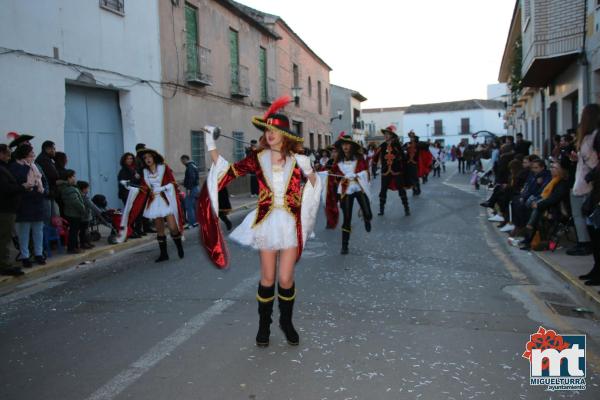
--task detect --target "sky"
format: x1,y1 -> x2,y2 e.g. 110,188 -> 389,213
237,0 -> 515,108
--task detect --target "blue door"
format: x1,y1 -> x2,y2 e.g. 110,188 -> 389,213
64,85 -> 124,208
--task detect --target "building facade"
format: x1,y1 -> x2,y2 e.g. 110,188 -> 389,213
158,0 -> 280,193
362,107 -> 407,144
0,0 -> 164,207
160,0 -> 332,188
330,84 -> 367,146
499,0 -> 589,155
402,100 -> 506,146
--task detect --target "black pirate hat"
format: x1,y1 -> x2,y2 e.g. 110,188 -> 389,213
6,131 -> 34,148
137,148 -> 165,165
251,96 -> 303,142
335,132 -> 363,154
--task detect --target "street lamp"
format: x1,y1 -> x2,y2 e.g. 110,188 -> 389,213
292,86 -> 302,105
330,109 -> 343,122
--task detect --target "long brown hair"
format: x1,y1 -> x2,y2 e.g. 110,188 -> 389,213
576,103 -> 600,150
258,133 -> 304,161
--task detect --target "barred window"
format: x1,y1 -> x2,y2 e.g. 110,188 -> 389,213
233,131 -> 245,161
191,131 -> 206,172
99,0 -> 124,15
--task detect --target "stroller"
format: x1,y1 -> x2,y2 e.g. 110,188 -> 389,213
90,194 -> 120,244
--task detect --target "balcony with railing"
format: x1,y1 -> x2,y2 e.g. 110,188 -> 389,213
231,65 -> 250,98
186,45 -> 212,86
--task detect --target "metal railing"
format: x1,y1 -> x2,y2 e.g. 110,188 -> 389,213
186,45 -> 212,86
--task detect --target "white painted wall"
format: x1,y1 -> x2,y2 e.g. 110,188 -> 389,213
402,108 -> 506,146
487,83 -> 508,100
362,110 -> 405,140
0,0 -> 164,153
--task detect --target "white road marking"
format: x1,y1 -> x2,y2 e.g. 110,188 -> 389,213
85,274 -> 258,400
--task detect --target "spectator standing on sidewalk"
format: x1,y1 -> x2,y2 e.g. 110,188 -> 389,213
58,169 -> 87,254
457,142 -> 466,173
514,133 -> 532,156
35,141 -> 59,198
8,144 -> 47,267
180,154 -> 199,228
246,140 -> 259,197
54,151 -> 68,180
578,141 -> 600,286
0,144 -> 26,276
567,104 -> 600,256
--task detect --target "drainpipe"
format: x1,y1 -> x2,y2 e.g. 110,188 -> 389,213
581,0 -> 590,105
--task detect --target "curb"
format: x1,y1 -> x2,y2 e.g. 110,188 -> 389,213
0,200 -> 257,288
533,251 -> 600,312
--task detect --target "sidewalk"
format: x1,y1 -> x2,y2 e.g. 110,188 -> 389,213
0,194 -> 257,287
444,166 -> 600,309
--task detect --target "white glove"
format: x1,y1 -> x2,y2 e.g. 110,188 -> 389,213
203,125 -> 217,151
119,180 -> 129,189
345,172 -> 356,180
295,155 -> 313,176
152,185 -> 166,194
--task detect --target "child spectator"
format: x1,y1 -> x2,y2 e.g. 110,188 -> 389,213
76,180 -> 100,249
58,170 -> 87,254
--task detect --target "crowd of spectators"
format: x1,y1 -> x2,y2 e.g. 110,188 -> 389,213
480,104 -> 600,291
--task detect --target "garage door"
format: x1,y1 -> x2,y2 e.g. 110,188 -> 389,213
64,85 -> 124,208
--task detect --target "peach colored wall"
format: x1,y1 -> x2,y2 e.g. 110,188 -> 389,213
272,21 -> 331,149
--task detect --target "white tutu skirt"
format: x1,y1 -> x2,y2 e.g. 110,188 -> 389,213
143,197 -> 173,219
230,208 -> 298,250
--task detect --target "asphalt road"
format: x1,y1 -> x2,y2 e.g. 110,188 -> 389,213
1,164 -> 599,400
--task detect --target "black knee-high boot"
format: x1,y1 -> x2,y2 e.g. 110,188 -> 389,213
341,229 -> 350,254
401,194 -> 410,216
378,200 -> 385,216
256,283 -> 275,347
278,283 -> 299,345
171,233 -> 184,259
155,235 -> 169,262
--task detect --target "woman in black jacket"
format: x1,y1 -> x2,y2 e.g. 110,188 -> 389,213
117,152 -> 143,238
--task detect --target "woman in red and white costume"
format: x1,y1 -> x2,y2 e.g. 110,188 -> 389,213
118,148 -> 184,262
326,133 -> 372,254
197,97 -> 322,347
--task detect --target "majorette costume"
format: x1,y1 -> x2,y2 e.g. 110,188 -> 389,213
117,149 -> 185,262
373,125 -> 410,216
324,133 -> 372,254
197,96 -> 322,347
403,132 -> 433,196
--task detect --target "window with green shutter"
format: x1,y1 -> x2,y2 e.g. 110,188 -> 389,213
230,29 -> 240,93
232,131 -> 245,161
190,131 -> 206,172
259,47 -> 267,103
185,4 -> 199,80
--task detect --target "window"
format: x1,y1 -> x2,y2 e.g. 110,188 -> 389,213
309,132 -> 315,150
460,118 -> 470,134
185,4 -> 199,80
292,121 -> 303,138
232,131 -> 245,161
230,29 -> 240,93
191,131 -> 206,172
293,64 -> 300,106
434,119 -> 443,135
259,47 -> 267,103
317,81 -> 322,115
317,133 -> 322,149
325,88 -> 329,105
99,0 -> 124,15
308,77 -> 312,97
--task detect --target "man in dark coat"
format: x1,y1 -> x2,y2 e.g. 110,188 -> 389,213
180,154 -> 200,228
0,144 -> 26,276
35,140 -> 59,199
373,125 -> 410,216
514,133 -> 532,156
